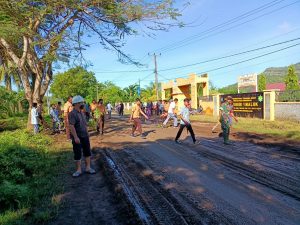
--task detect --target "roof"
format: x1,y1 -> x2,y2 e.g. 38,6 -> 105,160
266,83 -> 286,91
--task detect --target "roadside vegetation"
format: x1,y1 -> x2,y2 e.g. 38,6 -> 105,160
0,115 -> 72,225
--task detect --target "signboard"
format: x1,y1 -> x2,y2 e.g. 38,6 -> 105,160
238,73 -> 257,93
220,92 -> 264,118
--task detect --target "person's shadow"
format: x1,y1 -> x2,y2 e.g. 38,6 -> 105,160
143,130 -> 156,137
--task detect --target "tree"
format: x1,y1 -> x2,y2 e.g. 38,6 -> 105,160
285,65 -> 300,90
258,74 -> 267,91
141,82 -> 157,102
50,67 -> 97,101
123,84 -> 139,102
98,81 -> 124,104
0,0 -> 180,126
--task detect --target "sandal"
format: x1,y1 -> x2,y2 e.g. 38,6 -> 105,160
85,168 -> 96,174
72,171 -> 82,177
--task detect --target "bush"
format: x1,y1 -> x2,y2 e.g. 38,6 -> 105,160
0,130 -> 69,224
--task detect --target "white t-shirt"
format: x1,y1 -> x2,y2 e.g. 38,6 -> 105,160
180,106 -> 190,125
168,102 -> 176,113
107,103 -> 112,111
31,108 -> 39,125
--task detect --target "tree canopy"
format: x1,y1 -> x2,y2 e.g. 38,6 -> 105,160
285,65 -> 300,90
50,66 -> 97,101
0,0 -> 180,126
258,74 -> 267,92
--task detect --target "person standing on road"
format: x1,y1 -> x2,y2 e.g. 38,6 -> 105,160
31,103 -> 39,134
64,96 -> 73,140
163,98 -> 178,128
219,96 -> 238,145
130,98 -> 149,138
106,102 -> 112,119
175,98 -> 200,145
69,95 -> 96,177
50,104 -> 60,134
90,100 -> 97,120
119,102 -> 124,116
96,99 -> 106,135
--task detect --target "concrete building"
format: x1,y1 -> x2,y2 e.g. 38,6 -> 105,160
161,73 -> 209,109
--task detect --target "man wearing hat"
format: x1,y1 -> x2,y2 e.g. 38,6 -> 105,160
219,96 -> 238,145
69,95 -> 96,177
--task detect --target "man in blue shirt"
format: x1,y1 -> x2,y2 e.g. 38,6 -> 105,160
175,98 -> 200,145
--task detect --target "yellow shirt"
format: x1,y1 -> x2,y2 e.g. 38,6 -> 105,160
132,105 -> 141,119
63,101 -> 73,116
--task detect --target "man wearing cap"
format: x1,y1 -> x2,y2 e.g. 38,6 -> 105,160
69,95 -> 96,177
219,96 -> 238,145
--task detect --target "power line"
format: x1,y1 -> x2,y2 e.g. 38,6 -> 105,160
158,0 -> 300,54
92,37 -> 300,74
158,42 -> 300,81
158,37 -> 300,72
154,0 -> 287,53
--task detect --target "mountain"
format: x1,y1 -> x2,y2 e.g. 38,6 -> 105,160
261,62 -> 300,83
218,62 -> 300,93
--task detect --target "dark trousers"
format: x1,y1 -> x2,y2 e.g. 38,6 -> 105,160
175,124 -> 196,143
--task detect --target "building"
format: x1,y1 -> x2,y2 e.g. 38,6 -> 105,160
161,73 -> 209,109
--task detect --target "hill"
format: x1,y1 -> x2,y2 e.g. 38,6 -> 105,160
218,62 -> 300,93
262,62 -> 300,83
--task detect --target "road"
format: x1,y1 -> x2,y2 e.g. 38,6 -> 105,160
89,116 -> 300,225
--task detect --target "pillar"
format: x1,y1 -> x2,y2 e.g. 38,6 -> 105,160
263,90 -> 276,121
213,94 -> 220,117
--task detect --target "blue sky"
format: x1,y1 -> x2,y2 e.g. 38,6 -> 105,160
57,0 -> 300,88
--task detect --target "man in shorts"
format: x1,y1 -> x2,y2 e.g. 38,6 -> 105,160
69,95 -> 96,177
130,98 -> 149,138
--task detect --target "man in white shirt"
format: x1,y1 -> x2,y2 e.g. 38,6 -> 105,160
175,98 -> 200,144
31,103 -> 39,134
163,98 -> 178,128
106,102 -> 112,119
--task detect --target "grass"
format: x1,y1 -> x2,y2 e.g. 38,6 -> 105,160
191,114 -> 300,141
0,116 -> 73,225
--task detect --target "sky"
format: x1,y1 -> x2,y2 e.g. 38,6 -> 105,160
56,0 -> 300,89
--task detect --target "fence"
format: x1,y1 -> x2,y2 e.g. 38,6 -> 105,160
275,90 -> 300,102
199,95 -> 213,102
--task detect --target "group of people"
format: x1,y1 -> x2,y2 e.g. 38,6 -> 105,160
31,94 -> 237,177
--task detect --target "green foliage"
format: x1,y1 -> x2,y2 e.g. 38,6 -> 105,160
258,74 -> 267,91
97,81 -> 124,103
51,67 -> 97,101
141,82 -> 157,102
285,65 -> 300,90
0,129 -> 70,224
0,86 -> 27,118
218,83 -> 238,94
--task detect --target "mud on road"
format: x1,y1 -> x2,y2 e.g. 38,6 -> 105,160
95,117 -> 300,225
50,116 -> 300,225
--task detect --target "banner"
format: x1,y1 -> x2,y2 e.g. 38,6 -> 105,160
220,92 -> 264,118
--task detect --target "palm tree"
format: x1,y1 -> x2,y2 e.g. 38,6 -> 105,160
0,56 -> 22,91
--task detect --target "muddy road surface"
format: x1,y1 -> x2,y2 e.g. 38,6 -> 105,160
92,116 -> 300,225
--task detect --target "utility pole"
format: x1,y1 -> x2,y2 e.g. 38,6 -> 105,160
96,85 -> 99,100
149,53 -> 160,101
138,78 -> 141,97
